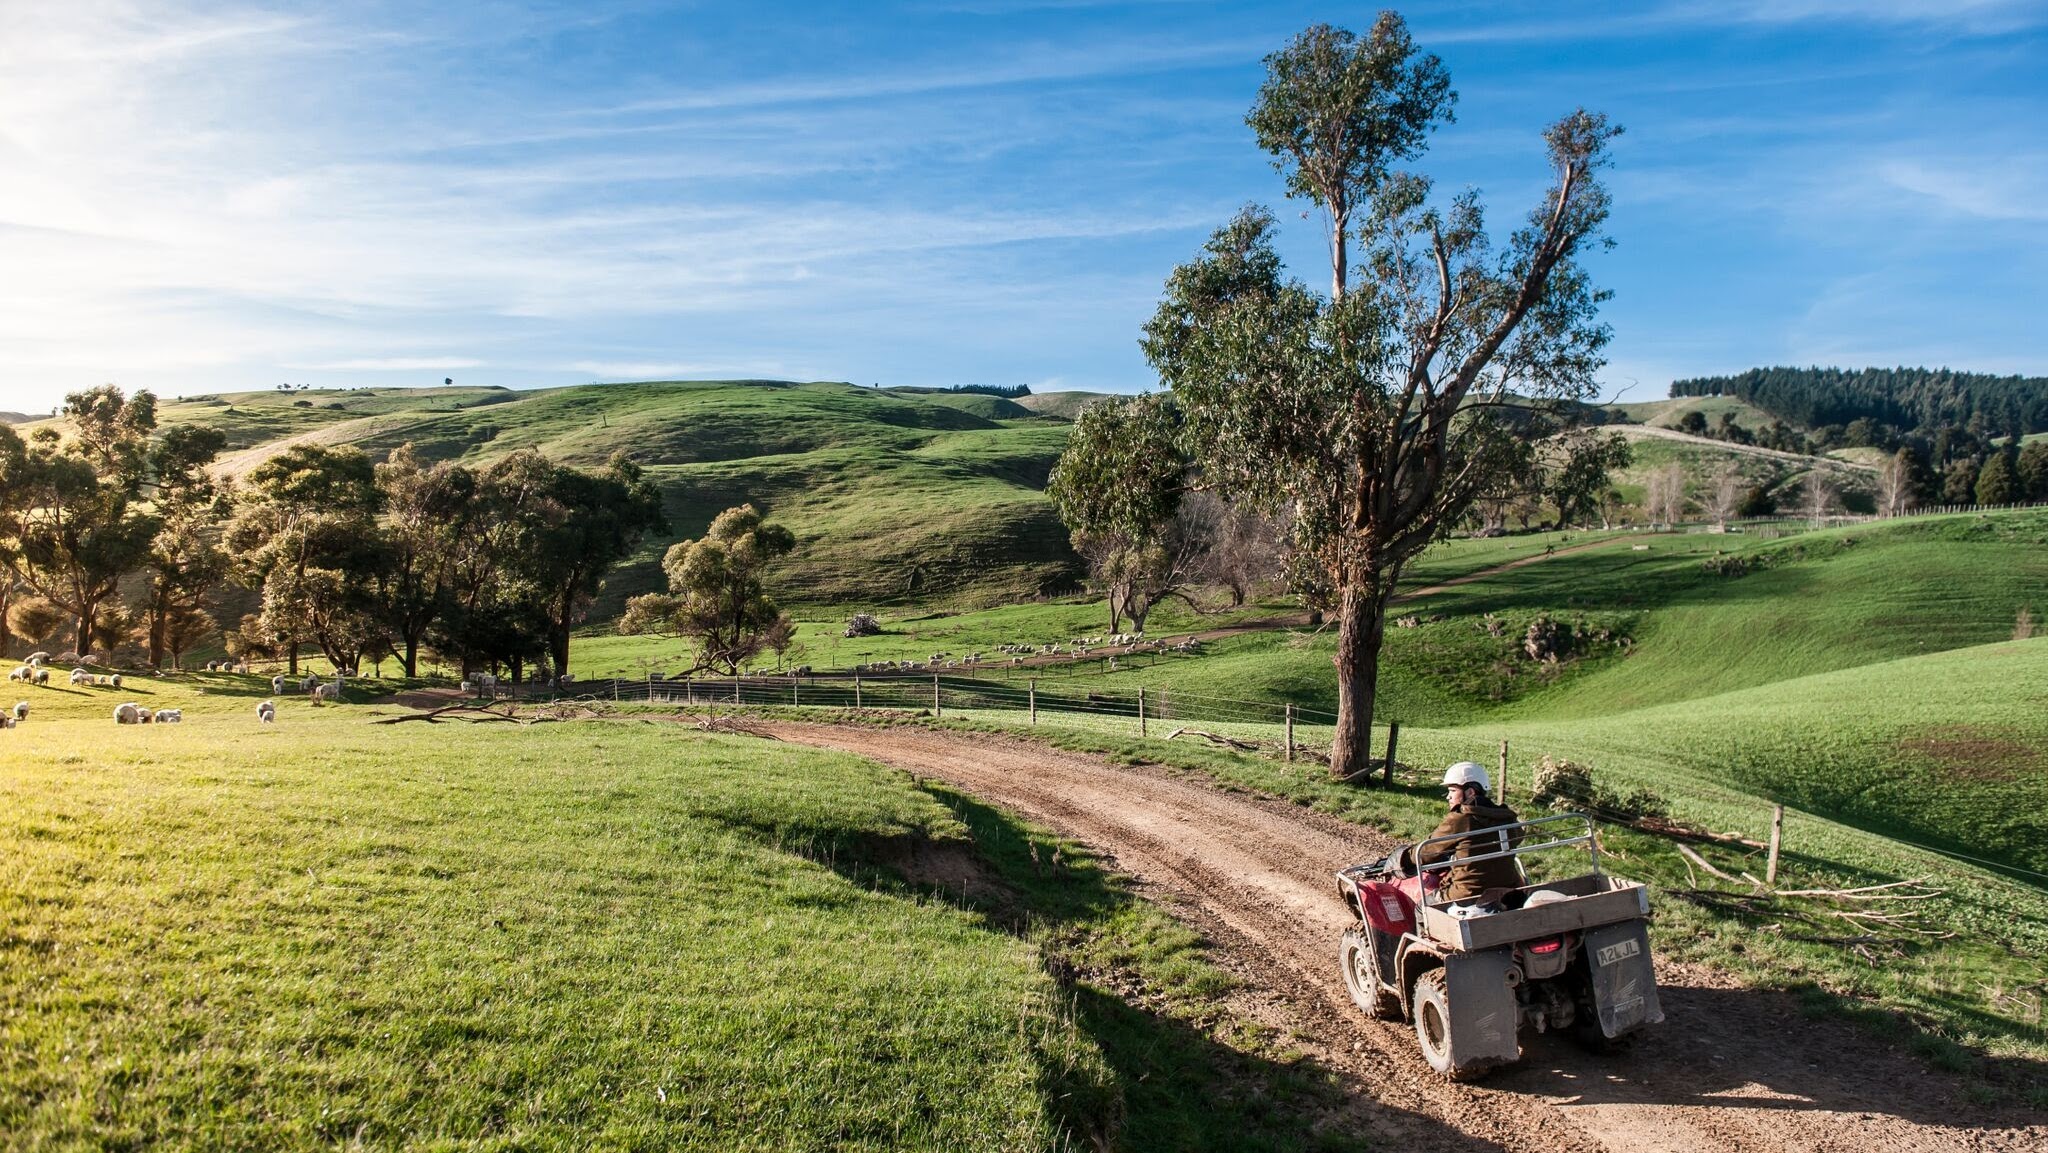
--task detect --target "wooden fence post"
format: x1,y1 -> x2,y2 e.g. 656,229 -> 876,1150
933,674 -> 941,717
1138,687 -> 1146,737
1383,721 -> 1400,787
1029,679 -> 1037,724
792,678 -> 798,706
853,671 -> 861,709
1499,739 -> 1510,801
1767,805 -> 1784,886
1284,703 -> 1294,762
733,673 -> 740,705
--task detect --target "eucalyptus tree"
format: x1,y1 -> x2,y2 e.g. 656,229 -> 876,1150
2,388 -> 163,657
1142,14 -> 1623,779
1045,393 -> 1204,633
228,444 -> 383,674
488,450 -> 667,680
137,425 -> 229,668
374,445 -> 477,677
621,503 -> 793,674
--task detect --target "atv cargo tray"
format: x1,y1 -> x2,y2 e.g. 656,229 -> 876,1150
1418,873 -> 1652,952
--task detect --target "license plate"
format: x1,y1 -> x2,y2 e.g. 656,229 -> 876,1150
1596,939 -> 1641,966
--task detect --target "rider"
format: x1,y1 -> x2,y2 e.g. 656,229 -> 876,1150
1417,761 -> 1525,906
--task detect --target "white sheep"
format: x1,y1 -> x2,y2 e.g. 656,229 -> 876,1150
7,667 -> 27,683
311,683 -> 340,704
26,652 -> 49,668
153,708 -> 182,723
272,674 -> 288,694
69,668 -> 90,686
113,702 -> 142,724
256,700 -> 276,723
31,668 -> 48,686
12,702 -> 26,723
300,674 -> 318,692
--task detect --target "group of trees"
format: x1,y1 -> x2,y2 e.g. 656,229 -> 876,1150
0,386 -> 669,679
1671,366 -> 2048,438
0,387 -> 228,666
1050,14 -> 1625,779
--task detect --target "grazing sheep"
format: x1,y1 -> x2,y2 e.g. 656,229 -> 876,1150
311,683 -> 340,704
31,668 -> 48,686
69,668 -> 90,685
26,652 -> 49,668
271,675 -> 287,694
7,667 -> 27,683
300,674 -> 318,692
154,708 -> 182,723
113,702 -> 142,724
11,702 -> 25,722
256,700 -> 276,723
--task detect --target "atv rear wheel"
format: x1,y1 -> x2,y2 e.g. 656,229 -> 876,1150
1340,927 -> 1401,1019
1411,968 -> 1490,1081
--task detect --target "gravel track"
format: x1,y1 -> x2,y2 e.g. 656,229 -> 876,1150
764,722 -> 2046,1153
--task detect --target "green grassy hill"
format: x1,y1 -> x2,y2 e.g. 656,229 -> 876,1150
1014,391 -> 1115,420
154,380 -> 1084,609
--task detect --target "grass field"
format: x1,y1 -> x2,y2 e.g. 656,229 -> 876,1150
0,679 -> 1366,1151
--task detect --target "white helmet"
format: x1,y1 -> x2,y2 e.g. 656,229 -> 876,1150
1442,761 -> 1490,791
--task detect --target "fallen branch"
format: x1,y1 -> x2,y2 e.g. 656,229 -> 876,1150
1674,842 -> 1742,884
1771,876 -> 1937,898
374,703 -> 520,725
1164,727 -> 1259,752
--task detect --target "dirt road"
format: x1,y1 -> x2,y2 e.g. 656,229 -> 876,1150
763,722 -> 2045,1153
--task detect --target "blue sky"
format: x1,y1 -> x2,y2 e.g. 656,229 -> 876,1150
2,1 -> 2044,413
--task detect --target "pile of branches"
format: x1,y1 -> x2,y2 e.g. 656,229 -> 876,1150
1666,841 -> 1950,959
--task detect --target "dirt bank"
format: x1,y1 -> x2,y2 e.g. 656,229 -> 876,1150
763,721 -> 2045,1153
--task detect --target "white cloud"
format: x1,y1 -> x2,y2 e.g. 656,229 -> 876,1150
1881,158 -> 2048,222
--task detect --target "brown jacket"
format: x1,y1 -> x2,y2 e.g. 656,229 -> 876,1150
1418,797 -> 1525,902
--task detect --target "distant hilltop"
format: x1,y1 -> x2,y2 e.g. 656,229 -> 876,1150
1671,366 -> 2048,436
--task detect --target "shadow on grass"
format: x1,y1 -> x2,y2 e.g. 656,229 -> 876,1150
779,786 -> 1496,1152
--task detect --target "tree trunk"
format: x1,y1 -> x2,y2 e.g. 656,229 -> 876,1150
288,641 -> 299,675
1127,589 -> 1157,634
74,598 -> 96,658
1329,581 -> 1390,781
403,637 -> 419,679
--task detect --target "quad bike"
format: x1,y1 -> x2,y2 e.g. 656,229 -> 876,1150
1335,812 -> 1662,1080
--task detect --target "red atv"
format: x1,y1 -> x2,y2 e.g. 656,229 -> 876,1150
1335,813 -> 1662,1079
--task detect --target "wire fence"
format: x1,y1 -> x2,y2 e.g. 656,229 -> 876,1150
499,670 -> 1340,753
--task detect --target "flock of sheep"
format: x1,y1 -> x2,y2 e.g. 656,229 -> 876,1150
851,632 -> 1201,674
0,651 -> 339,728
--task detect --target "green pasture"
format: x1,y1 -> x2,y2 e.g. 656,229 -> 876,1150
0,678 -> 1365,1151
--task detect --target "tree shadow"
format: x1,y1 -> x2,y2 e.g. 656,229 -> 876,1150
781,787 -> 1506,1152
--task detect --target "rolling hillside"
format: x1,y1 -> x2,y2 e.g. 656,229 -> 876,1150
155,380 -> 1087,609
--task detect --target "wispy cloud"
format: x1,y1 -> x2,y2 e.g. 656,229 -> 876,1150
1880,156 -> 2048,222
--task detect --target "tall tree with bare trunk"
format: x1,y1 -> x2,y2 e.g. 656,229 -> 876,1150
1143,14 -> 1621,779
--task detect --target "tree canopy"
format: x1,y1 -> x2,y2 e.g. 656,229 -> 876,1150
620,504 -> 795,675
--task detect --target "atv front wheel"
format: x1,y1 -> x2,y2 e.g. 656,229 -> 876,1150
1340,927 -> 1401,1020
